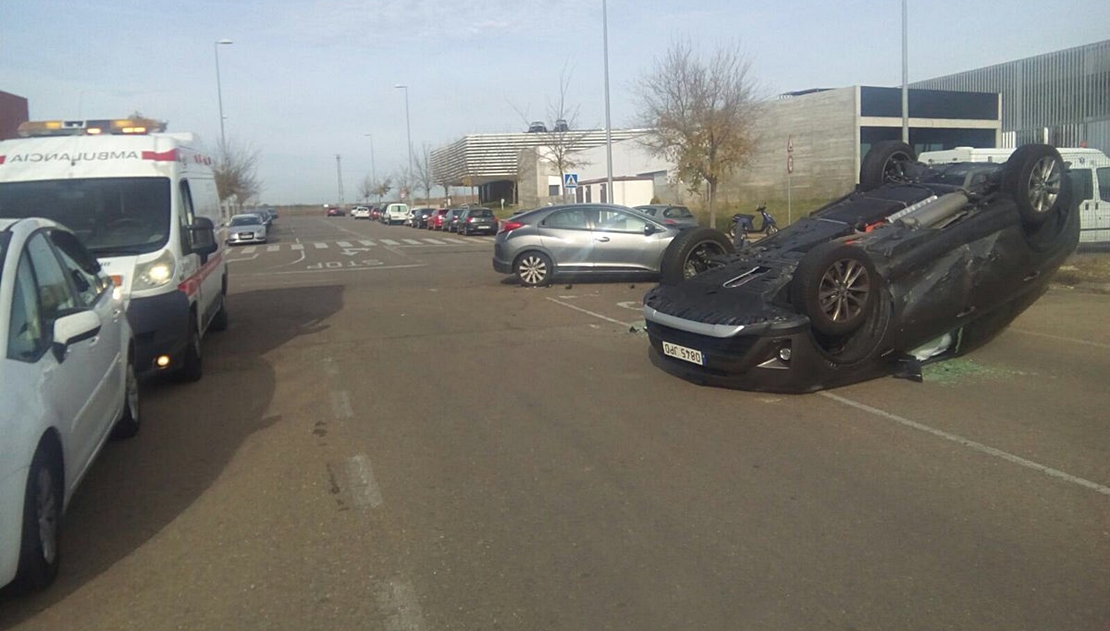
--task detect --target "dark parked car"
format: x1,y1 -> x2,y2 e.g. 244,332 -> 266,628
411,207 -> 436,228
326,206 -> 345,217
445,208 -> 468,233
643,142 -> 1080,393
458,208 -> 499,235
634,204 -> 699,228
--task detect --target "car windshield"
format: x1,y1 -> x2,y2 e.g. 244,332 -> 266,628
0,177 -> 171,257
231,215 -> 262,227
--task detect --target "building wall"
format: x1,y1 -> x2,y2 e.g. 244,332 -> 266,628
911,39 -> 1110,152
717,86 -> 860,210
0,91 -> 30,141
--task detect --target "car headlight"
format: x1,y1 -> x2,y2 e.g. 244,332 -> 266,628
132,250 -> 177,292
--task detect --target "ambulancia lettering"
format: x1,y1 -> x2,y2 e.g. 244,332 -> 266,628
2,150 -> 142,164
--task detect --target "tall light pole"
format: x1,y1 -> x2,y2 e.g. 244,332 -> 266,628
363,133 -> 377,184
901,0 -> 909,144
394,84 -> 414,175
214,39 -> 233,148
602,0 -> 614,203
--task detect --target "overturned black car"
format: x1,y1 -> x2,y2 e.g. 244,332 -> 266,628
643,142 -> 1080,393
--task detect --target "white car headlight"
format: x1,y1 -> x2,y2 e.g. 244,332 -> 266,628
132,250 -> 177,292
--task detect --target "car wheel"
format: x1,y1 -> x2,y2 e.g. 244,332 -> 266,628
14,441 -> 63,592
111,353 -> 141,439
1003,144 -> 1066,228
515,251 -> 553,287
659,227 -> 734,285
178,316 -> 203,382
859,141 -> 916,191
791,242 -> 877,337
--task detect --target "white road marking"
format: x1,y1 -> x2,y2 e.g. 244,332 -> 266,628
322,357 -> 339,376
1009,328 -> 1110,351
818,391 -> 1110,497
291,244 -> 305,251
381,239 -> 400,246
227,253 -> 259,262
314,242 -> 328,249
266,245 -> 279,252
546,297 -> 632,327
337,240 -> 352,247
330,390 -> 353,419
346,454 -> 384,509
403,238 -> 423,245
359,239 -> 376,246
242,246 -> 257,254
442,238 -> 466,244
236,263 -> 428,276
375,578 -> 427,631
422,238 -> 446,245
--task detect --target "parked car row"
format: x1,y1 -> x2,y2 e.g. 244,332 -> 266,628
372,205 -> 501,235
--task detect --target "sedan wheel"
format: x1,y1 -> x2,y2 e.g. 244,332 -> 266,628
515,252 -> 553,287
14,445 -> 62,591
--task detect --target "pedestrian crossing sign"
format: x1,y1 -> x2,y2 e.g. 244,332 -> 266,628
564,173 -> 578,189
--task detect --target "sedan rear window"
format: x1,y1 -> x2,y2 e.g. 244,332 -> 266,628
470,209 -> 494,218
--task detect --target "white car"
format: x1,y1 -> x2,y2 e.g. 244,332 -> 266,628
383,203 -> 409,225
0,217 -> 139,592
226,213 -> 268,245
351,206 -> 371,219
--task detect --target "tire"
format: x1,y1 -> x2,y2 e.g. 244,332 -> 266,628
859,141 -> 916,191
515,251 -> 553,287
14,442 -> 63,592
460,225 -> 468,236
178,316 -> 203,382
659,228 -> 734,285
791,242 -> 878,336
111,353 -> 141,439
1003,144 -> 1066,228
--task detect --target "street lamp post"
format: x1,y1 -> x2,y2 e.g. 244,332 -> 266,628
214,39 -> 233,148
394,85 -> 414,175
901,0 -> 909,144
363,133 -> 377,185
602,0 -> 614,204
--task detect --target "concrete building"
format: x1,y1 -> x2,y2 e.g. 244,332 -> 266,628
912,39 -> 1110,153
430,128 -> 646,206
0,90 -> 29,141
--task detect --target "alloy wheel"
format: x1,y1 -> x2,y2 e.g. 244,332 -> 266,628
35,467 -> 58,564
1026,156 -> 1061,213
817,259 -> 871,323
682,241 -> 727,279
518,256 -> 548,285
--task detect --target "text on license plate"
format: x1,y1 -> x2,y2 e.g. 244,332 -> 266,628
662,341 -> 704,365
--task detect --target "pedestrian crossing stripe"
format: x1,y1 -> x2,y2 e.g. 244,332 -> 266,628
402,238 -> 422,245
314,242 -> 328,249
291,244 -> 304,251
381,239 -> 400,246
337,241 -> 352,247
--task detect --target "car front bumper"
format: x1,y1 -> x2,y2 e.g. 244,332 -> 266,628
228,232 -> 266,244
643,309 -> 890,393
127,290 -> 191,375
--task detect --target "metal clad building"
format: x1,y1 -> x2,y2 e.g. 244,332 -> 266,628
912,39 -> 1110,151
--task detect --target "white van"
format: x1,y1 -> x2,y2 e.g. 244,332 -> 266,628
919,146 -> 1110,244
383,202 -> 409,225
0,117 -> 227,381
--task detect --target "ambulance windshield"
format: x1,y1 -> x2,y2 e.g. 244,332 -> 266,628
0,177 -> 171,257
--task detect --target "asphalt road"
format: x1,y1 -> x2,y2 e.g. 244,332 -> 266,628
2,215 -> 1107,630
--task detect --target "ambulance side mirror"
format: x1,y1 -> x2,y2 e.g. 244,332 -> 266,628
190,217 -> 218,260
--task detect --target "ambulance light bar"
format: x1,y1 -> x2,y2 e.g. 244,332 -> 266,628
17,117 -> 167,138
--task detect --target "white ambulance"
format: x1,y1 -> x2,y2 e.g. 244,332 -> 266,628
919,146 -> 1110,245
0,117 -> 226,381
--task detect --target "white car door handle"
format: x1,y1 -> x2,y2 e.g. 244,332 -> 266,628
595,236 -> 610,242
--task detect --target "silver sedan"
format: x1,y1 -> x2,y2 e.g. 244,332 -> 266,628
492,204 -> 733,287
226,214 -> 268,245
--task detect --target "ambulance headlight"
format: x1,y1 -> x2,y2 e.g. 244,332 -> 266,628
133,251 -> 177,292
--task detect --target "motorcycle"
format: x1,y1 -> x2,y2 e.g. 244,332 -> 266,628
729,204 -> 779,246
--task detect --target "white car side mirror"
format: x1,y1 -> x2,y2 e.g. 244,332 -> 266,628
52,310 -> 101,363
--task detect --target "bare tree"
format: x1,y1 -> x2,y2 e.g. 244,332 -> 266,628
213,137 -> 262,213
635,41 -> 761,228
372,176 -> 393,203
358,175 -> 374,203
413,145 -> 436,203
512,66 -> 593,201
393,168 -> 416,204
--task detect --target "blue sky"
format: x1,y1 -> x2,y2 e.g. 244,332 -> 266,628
2,0 -> 1107,204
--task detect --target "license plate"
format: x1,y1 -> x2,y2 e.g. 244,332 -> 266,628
662,341 -> 704,366
238,232 -> 253,238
